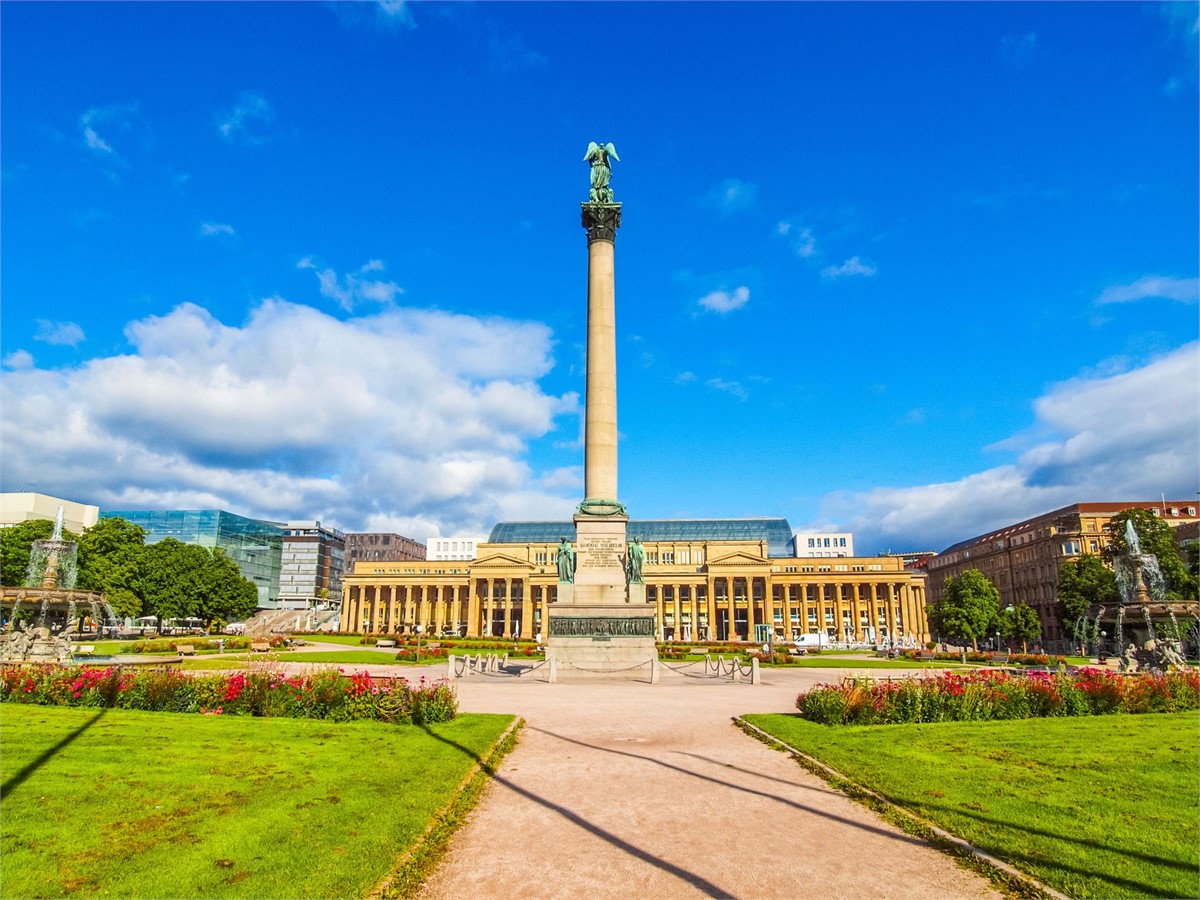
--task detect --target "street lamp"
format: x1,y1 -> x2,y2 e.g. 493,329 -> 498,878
415,624 -> 424,664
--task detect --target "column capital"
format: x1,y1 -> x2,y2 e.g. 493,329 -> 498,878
581,202 -> 622,243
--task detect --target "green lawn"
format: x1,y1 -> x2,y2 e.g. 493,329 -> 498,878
1,705 -> 516,899
302,634 -> 373,647
763,657 -> 972,670
743,711 -> 1200,899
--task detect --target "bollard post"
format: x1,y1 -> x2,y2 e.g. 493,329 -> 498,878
548,657 -> 558,683
650,657 -> 660,684
751,656 -> 761,685
447,654 -> 456,680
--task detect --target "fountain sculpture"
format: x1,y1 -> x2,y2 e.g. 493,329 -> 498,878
1083,520 -> 1198,672
1,507 -> 118,662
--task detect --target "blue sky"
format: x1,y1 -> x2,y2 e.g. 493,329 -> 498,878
2,2 -> 1197,553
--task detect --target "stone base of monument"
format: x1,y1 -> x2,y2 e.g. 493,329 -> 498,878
545,604 -> 658,681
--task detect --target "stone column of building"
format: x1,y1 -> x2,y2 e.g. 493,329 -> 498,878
779,586 -> 789,639
466,578 -> 478,637
502,579 -> 512,637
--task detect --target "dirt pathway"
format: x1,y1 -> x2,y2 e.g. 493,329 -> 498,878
415,668 -> 1002,900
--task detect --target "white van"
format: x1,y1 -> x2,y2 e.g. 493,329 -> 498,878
792,633 -> 831,650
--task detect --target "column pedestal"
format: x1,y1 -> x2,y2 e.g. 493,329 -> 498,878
546,511 -> 656,678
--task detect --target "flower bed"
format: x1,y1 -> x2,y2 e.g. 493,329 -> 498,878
0,665 -> 457,724
795,668 -> 1199,725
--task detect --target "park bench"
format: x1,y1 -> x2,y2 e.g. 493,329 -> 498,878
989,652 -> 1011,666
915,650 -> 937,661
788,646 -> 807,657
177,644 -> 196,656
251,641 -> 271,653
75,644 -> 96,657
376,639 -> 397,648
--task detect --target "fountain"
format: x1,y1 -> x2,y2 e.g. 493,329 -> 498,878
1089,520 -> 1199,671
1,507 -> 119,662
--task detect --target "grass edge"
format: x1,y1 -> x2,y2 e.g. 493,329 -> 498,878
370,716 -> 524,899
733,716 -> 1069,900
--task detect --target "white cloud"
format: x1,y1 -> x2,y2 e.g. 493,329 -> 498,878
776,221 -> 817,259
78,104 -> 142,166
200,222 -> 235,237
3,350 -> 34,370
674,371 -> 697,385
333,0 -> 417,33
34,320 -> 86,347
1096,275 -> 1198,305
1001,32 -> 1037,68
217,92 -> 274,145
542,466 -> 583,491
821,257 -> 876,279
705,377 -> 748,401
698,286 -> 750,314
298,258 -> 403,311
703,179 -> 757,215
0,299 -> 582,536
816,342 -> 1200,553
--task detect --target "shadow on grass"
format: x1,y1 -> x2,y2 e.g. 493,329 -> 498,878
419,723 -> 733,897
905,796 -> 1198,898
1,708 -> 107,801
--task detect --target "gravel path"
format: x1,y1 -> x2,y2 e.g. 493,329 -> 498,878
410,666 -> 1002,900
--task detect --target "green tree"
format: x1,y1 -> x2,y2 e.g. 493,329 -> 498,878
0,519 -> 56,586
193,550 -> 258,625
1103,508 -> 1197,601
1000,601 -> 1042,653
76,517 -> 147,620
931,569 -> 1000,651
1057,554 -> 1117,640
142,539 -> 210,627
142,540 -> 258,628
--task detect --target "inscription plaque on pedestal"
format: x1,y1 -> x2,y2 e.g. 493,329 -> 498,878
578,534 -> 624,569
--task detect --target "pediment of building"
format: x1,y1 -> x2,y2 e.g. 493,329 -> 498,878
705,551 -> 770,569
471,552 -> 535,571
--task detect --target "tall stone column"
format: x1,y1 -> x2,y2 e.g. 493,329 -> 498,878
583,204 -> 622,502
544,147 -> 657,677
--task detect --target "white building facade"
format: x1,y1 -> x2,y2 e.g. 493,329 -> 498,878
794,532 -> 855,558
426,535 -> 486,561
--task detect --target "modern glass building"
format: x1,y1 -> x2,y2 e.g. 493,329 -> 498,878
102,510 -> 286,606
487,518 -> 798,559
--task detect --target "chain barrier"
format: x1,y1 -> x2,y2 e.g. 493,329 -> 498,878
557,658 -> 652,674
451,653 -> 548,679
660,655 -> 754,681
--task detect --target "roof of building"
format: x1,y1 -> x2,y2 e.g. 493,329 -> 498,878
487,518 -> 795,558
934,501 -> 1200,556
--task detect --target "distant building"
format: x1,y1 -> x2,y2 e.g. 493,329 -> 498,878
925,501 -> 1200,645
794,532 -> 854,558
102,509 -> 286,607
344,532 -> 425,572
0,492 -> 99,535
879,551 -> 937,570
426,535 -> 486,561
279,521 -> 346,610
342,518 -> 928,645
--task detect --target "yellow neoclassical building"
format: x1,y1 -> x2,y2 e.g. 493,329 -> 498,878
341,519 -> 929,644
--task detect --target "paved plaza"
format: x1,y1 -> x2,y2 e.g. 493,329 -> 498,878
390,663 -> 1004,900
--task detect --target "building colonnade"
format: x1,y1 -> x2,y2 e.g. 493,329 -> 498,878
342,566 -> 927,644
